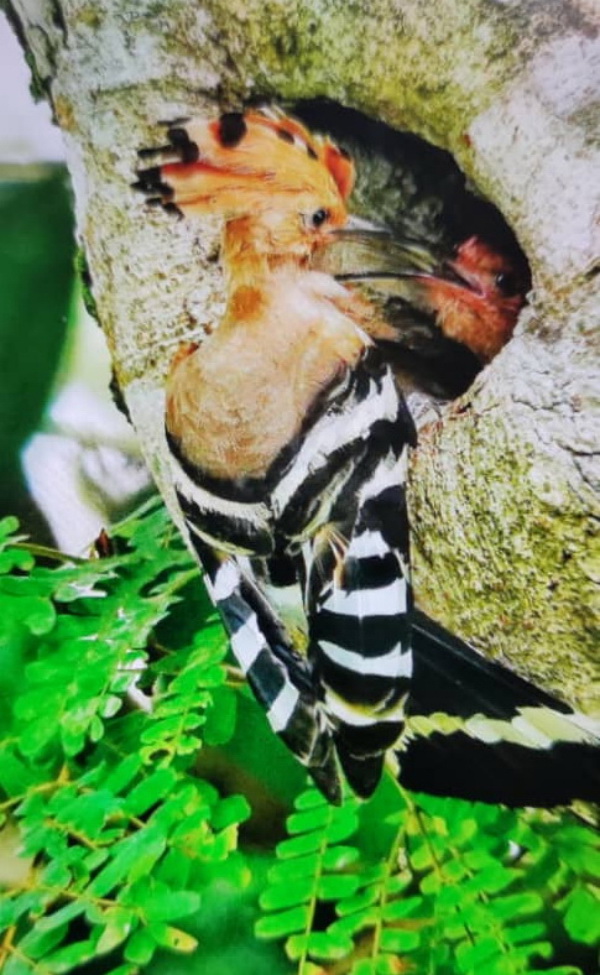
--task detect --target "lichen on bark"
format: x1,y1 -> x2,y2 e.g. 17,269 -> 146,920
7,0 -> 599,712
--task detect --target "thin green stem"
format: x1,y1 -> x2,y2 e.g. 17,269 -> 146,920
297,794 -> 335,975
367,798 -> 412,971
12,541 -> 86,565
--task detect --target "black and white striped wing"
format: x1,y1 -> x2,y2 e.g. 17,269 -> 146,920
167,432 -> 343,803
188,536 -> 343,804
272,354 -> 419,798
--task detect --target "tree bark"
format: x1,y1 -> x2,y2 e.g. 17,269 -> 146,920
6,0 -> 599,711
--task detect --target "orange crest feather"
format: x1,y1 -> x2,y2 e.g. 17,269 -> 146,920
138,108 -> 355,220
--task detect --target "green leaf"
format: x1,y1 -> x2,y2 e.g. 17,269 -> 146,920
96,908 -> 135,954
322,844 -> 360,872
124,927 -> 157,965
276,830 -> 327,859
212,794 -> 251,831
287,804 -> 333,835
490,892 -> 544,920
559,846 -> 600,878
123,769 -> 177,816
103,755 -> 143,794
135,883 -> 202,923
3,957 -> 34,975
379,927 -> 421,953
101,694 -> 123,719
89,827 -> 167,898
286,929 -> 353,961
336,886 -> 380,917
316,874 -> 360,900
15,922 -> 68,960
562,886 -> 600,945
43,938 -> 98,973
267,852 -> 320,884
504,920 -> 547,945
255,904 -> 311,939
555,824 -> 600,847
419,870 -> 442,895
0,515 -> 20,539
204,685 -> 237,745
331,909 -> 378,939
381,896 -> 426,922
53,788 -> 121,838
0,748 -> 40,795
260,876 -> 316,911
324,806 -> 359,843
456,935 -> 501,970
293,787 -> 329,811
352,958 -> 400,975
147,923 -> 198,952
465,864 -> 518,895
408,840 -> 433,871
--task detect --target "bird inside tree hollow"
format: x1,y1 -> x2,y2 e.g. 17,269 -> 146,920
296,99 -> 531,380
134,107 -> 599,807
323,231 -> 526,363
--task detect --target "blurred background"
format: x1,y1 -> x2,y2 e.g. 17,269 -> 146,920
0,11 -> 151,555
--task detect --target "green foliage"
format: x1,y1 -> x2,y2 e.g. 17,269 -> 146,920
0,500 -> 598,974
0,501 -> 253,973
259,786 -> 600,974
256,786 -> 360,965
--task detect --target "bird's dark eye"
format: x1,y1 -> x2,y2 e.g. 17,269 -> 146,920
311,208 -> 330,228
495,271 -> 518,295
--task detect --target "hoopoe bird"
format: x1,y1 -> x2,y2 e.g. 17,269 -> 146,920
134,108 -> 599,806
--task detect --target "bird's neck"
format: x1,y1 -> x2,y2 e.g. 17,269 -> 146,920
222,218 -> 309,291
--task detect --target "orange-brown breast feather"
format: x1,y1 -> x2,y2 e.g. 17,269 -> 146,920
165,272 -> 367,481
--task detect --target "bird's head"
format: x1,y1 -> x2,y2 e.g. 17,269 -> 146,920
418,236 -> 526,361
445,235 -> 524,315
135,108 -> 355,264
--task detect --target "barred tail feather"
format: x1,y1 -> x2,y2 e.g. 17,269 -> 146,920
396,611 -> 600,806
309,458 -> 414,799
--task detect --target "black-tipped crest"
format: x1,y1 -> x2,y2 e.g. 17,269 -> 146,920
167,126 -> 200,163
157,115 -> 191,127
131,165 -> 161,189
131,166 -> 174,199
276,127 -> 295,145
218,112 -> 247,148
162,201 -> 184,219
137,144 -> 173,160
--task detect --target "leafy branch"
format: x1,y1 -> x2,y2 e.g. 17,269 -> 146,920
0,503 -> 251,974
259,778 -> 600,974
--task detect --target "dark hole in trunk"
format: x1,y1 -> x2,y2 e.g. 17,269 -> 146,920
292,98 -> 531,404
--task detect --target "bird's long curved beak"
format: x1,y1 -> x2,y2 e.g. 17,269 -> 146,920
319,216 -> 473,293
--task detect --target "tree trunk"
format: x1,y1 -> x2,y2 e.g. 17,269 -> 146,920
6,0 -> 599,712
